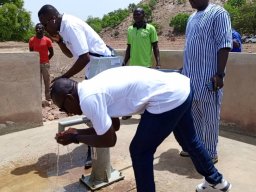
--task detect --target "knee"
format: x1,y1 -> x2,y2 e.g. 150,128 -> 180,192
129,140 -> 145,160
129,142 -> 137,159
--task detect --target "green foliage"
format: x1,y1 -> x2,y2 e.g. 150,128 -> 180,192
177,0 -> 186,5
169,13 -> 190,34
86,16 -> 102,33
151,21 -> 162,34
0,0 -> 23,8
139,4 -> 153,22
226,0 -> 246,7
128,3 -> 137,12
149,0 -> 157,9
0,1 -> 33,42
234,2 -> 256,34
224,3 -> 241,28
224,0 -> 256,34
102,8 -> 129,28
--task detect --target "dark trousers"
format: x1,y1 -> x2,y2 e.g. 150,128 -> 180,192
129,91 -> 222,192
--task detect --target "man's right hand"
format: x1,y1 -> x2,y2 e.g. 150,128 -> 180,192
50,34 -> 62,44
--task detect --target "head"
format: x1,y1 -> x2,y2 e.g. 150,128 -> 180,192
133,7 -> 145,24
189,0 -> 209,11
50,78 -> 82,115
38,4 -> 61,36
35,23 -> 44,38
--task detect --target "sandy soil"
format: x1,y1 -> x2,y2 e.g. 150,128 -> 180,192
1,38 -> 255,122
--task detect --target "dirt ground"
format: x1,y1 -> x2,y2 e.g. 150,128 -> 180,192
1,37 -> 255,122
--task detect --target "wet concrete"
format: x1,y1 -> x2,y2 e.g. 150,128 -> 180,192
0,116 -> 256,192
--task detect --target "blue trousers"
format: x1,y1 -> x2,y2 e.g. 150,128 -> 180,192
129,91 -> 223,192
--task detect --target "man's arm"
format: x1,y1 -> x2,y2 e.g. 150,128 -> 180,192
48,47 -> 54,60
61,52 -> 90,78
122,44 -> 131,66
152,42 -> 160,68
212,48 -> 230,90
51,34 -> 73,58
57,41 -> 73,58
56,118 -> 120,147
29,41 -> 33,52
232,39 -> 240,49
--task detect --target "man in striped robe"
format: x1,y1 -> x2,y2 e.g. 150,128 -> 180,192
176,0 -> 232,166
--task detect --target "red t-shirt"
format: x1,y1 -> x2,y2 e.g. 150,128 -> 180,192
29,36 -> 53,64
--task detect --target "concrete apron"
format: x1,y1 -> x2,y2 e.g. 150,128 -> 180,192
0,115 -> 256,192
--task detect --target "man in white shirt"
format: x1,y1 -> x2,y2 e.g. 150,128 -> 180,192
38,4 -> 112,79
51,66 -> 231,192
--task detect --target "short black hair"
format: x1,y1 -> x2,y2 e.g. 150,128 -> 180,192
38,4 -> 59,18
50,78 -> 77,106
35,23 -> 44,29
134,7 -> 145,15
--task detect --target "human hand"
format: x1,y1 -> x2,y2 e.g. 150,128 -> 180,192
210,75 -> 224,91
50,34 -> 62,44
55,128 -> 79,145
66,128 -> 79,134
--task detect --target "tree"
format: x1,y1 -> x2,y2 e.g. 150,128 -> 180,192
149,0 -> 157,9
102,8 -> 129,28
0,0 -> 33,41
0,0 -> 23,8
139,4 -> 153,22
128,3 -> 137,12
235,2 -> 256,34
86,16 -> 102,33
169,13 -> 190,34
224,3 -> 240,26
226,0 -> 246,7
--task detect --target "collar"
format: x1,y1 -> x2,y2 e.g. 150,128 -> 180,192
59,14 -> 65,33
133,22 -> 147,29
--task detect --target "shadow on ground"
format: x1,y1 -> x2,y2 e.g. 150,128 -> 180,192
10,145 -> 87,178
220,127 -> 256,146
120,117 -> 140,125
154,148 -> 202,179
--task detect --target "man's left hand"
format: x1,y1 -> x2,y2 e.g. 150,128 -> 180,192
211,75 -> 224,91
55,128 -> 79,145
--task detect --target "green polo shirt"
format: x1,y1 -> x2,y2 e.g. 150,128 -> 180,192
127,23 -> 158,67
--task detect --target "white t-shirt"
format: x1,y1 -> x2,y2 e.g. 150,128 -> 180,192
78,66 -> 191,135
59,14 -> 111,76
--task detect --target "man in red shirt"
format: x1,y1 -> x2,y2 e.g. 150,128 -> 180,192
29,23 -> 54,101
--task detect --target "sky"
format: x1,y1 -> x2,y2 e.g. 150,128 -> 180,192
24,0 -> 141,24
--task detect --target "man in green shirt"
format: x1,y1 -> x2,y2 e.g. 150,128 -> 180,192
123,8 -> 160,68
122,7 -> 160,120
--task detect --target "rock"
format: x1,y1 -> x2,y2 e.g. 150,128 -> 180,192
42,100 -> 51,107
44,106 -> 51,111
5,121 -> 15,126
47,115 -> 55,121
0,124 -> 7,129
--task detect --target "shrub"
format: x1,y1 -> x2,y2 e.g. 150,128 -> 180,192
169,13 -> 190,34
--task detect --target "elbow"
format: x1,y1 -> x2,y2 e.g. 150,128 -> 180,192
101,132 -> 117,147
67,53 -> 73,58
108,135 -> 117,147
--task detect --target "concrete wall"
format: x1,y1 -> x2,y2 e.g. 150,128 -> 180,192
1,50 -> 255,136
221,53 -> 256,136
0,52 -> 42,135
117,50 -> 256,136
